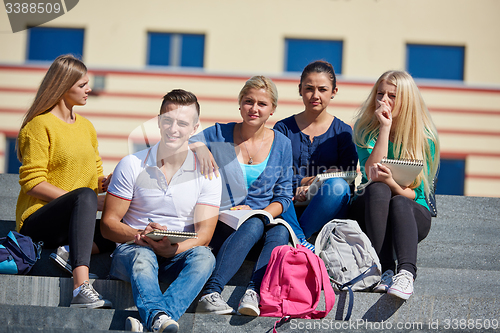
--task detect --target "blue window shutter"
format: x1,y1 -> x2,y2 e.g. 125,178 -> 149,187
435,159 -> 465,195
6,137 -> 21,174
27,27 -> 84,62
407,44 -> 465,81
285,38 -> 343,74
148,32 -> 171,66
180,34 -> 205,68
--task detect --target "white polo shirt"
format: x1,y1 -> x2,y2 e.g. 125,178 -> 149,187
107,142 -> 221,232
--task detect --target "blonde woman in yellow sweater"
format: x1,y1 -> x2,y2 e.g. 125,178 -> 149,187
16,55 -> 113,309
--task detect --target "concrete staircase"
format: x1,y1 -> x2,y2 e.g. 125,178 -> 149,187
1,173 -> 499,332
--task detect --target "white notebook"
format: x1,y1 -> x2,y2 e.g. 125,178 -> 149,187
126,230 -> 197,245
381,158 -> 423,186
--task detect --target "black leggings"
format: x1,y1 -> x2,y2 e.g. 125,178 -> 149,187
349,182 -> 431,278
20,187 -> 115,269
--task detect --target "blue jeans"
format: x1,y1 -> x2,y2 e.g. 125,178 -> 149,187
110,244 -> 215,327
204,217 -> 289,294
282,177 -> 351,239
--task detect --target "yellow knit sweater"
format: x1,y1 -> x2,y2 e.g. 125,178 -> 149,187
16,112 -> 103,231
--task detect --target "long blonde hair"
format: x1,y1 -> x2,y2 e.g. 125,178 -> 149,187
353,70 -> 440,196
17,55 -> 87,160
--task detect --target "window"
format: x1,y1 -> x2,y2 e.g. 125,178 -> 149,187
147,32 -> 205,68
435,158 -> 465,195
5,137 -> 21,174
284,38 -> 343,74
406,44 -> 465,81
27,27 -> 84,62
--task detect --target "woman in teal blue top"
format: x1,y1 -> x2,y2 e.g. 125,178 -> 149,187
189,76 -> 295,317
350,71 -> 440,300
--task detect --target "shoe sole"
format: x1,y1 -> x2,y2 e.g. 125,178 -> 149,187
158,322 -> 179,333
197,308 -> 235,315
70,301 -> 107,309
49,253 -> 73,275
237,305 -> 260,316
387,288 -> 412,300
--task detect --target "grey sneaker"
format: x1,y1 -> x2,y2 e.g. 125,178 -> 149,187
125,317 -> 143,332
373,269 -> 394,293
237,289 -> 260,316
152,314 -> 179,333
196,292 -> 235,315
70,281 -> 113,309
50,246 -> 99,279
388,269 -> 414,300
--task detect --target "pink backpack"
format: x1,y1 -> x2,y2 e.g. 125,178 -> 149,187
260,245 -> 335,329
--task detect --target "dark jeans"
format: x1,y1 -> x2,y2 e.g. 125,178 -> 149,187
349,182 -> 431,278
20,187 -> 115,269
204,216 -> 289,294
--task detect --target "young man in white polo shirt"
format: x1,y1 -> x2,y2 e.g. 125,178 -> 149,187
101,89 -> 222,333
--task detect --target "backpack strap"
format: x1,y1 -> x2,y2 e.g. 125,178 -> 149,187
272,316 -> 291,333
279,247 -> 335,320
337,263 -> 378,321
305,248 -> 335,319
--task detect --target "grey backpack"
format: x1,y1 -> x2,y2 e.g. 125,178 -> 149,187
315,219 -> 381,320
315,219 -> 381,291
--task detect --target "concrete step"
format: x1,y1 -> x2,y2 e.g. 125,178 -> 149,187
1,303 -> 498,333
1,266 -> 499,322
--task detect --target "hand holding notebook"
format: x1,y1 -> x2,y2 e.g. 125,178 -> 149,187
357,158 -> 423,192
380,158 -> 423,186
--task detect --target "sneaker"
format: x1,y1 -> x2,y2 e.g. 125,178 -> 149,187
50,246 -> 99,279
373,269 -> 394,293
299,238 -> 316,253
196,292 -> 235,315
237,289 -> 260,316
50,246 -> 72,275
125,316 -> 143,332
70,281 -> 113,309
387,269 -> 414,300
152,314 -> 179,333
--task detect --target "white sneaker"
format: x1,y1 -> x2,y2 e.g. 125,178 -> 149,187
196,292 -> 235,315
125,317 -> 143,332
50,245 -> 99,279
373,269 -> 394,293
152,314 -> 179,333
50,246 -> 72,275
237,289 -> 260,316
387,269 -> 414,300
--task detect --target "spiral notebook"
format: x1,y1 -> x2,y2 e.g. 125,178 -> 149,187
381,158 -> 423,186
296,171 -> 359,206
126,230 -> 197,245
356,158 -> 423,193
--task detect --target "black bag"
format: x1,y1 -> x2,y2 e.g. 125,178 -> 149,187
0,231 -> 43,274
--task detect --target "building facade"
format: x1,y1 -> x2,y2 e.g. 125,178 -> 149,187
1,0 -> 499,196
